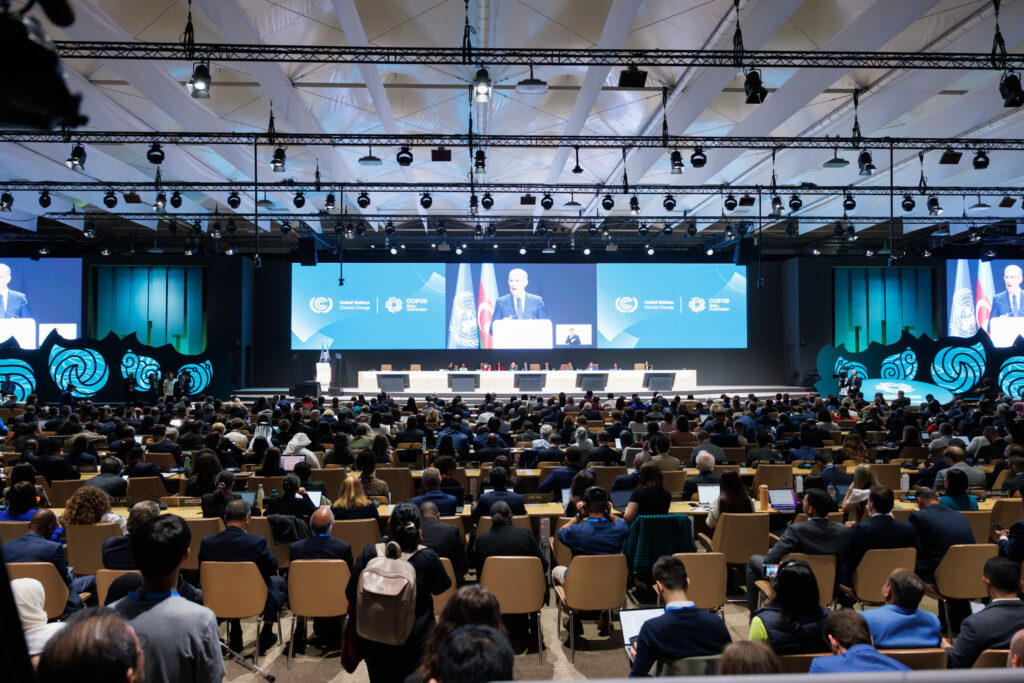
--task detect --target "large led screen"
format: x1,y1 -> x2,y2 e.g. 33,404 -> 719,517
0,258 -> 82,349
291,262 -> 747,350
947,258 -> 1024,347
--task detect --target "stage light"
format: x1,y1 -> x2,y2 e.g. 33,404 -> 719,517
637,222 -> 649,236
565,193 -> 581,208
38,190 -> 50,208
541,193 -> 554,210
420,193 -> 433,209
690,147 -> 707,168
1000,71 -> 1023,107
384,220 -> 395,235
571,146 -> 584,174
985,246 -> 998,260
843,193 -> 856,212
226,220 -> 237,234
187,62 -> 211,98
788,194 -> 802,212
970,195 -> 991,212
210,222 -> 222,239
167,219 -> 178,235
785,222 -> 797,237
670,149 -> 683,174
519,245 -> 527,255
587,223 -> 598,236
901,194 -> 916,211
280,222 -> 291,234
226,191 -> 241,209
686,223 -> 697,237
630,195 -> 640,216
771,195 -> 784,216
601,194 -> 614,211
810,247 -> 822,256
474,222 -> 483,237
921,247 -> 933,258
389,245 -> 398,255
355,222 -> 367,236
662,223 -> 673,235
396,146 -> 413,166
435,220 -> 446,235
618,64 -> 647,88
724,194 -> 738,211
100,246 -> 111,256
334,221 -> 342,234
153,192 -> 166,211
485,223 -> 496,237
474,149 -> 486,176
823,147 -> 849,168
102,191 -> 117,208
739,194 -> 756,207
846,225 -> 858,241
647,246 -> 655,256
939,147 -> 962,165
865,248 -> 876,257
516,65 -> 548,94
170,191 -> 182,209
833,223 -> 846,237
744,69 -> 768,104
473,67 -> 492,103
582,246 -> 591,255
663,194 -> 676,211
191,219 -> 203,235
706,246 -> 714,256
324,193 -> 335,211
294,192 -> 306,208
725,224 -> 734,238
927,195 -> 942,215
184,245 -> 194,256
481,192 -> 494,210
65,144 -> 86,171
455,246 -> 463,255
225,245 -> 236,256
358,147 -> 382,166
536,222 -> 548,236
84,223 -> 96,239
999,196 -> 1016,208
0,192 -> 12,211
357,192 -> 371,209
857,149 -> 875,176
271,146 -> 286,172
146,143 -> 164,165
973,150 -> 989,169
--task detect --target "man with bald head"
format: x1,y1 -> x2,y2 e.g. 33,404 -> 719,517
288,506 -> 352,652
492,267 -> 548,325
994,264 -> 1024,318
3,509 -> 92,609
1009,628 -> 1024,667
0,263 -> 30,319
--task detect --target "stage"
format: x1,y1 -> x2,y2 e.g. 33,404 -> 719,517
355,368 -> 697,394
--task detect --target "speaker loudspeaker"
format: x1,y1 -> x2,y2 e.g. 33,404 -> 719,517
297,238 -> 317,266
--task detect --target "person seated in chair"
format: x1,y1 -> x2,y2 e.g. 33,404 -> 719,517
860,569 -> 941,648
944,557 -> 1024,668
809,609 -> 909,672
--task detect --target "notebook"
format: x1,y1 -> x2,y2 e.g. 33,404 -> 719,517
769,488 -> 799,510
305,490 -> 323,507
697,484 -> 720,509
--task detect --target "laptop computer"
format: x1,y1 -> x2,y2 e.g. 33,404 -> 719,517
237,491 -> 256,507
280,455 -> 304,471
697,484 -> 720,510
769,488 -> 799,511
305,490 -> 323,507
609,489 -> 633,512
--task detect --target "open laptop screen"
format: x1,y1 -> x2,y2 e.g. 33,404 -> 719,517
697,484 -> 720,506
769,489 -> 798,507
280,455 -> 304,471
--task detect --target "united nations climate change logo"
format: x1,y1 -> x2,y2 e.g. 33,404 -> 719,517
949,287 -> 978,337
688,296 -> 706,313
385,297 -> 403,314
615,296 -> 638,314
309,296 -> 333,314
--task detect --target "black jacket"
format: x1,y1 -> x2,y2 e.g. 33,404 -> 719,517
420,517 -> 467,583
474,523 -> 547,574
908,503 -> 975,582
946,599 -> 1024,668
199,526 -> 277,587
88,472 -> 128,498
289,534 -> 353,568
843,514 -> 918,585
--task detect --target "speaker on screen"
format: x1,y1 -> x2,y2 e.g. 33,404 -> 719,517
297,238 -> 318,266
733,238 -> 756,266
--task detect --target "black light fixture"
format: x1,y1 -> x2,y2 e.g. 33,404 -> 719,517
601,194 -> 614,211
65,144 -> 86,171
785,222 -> 798,237
355,222 -> 367,236
515,64 -> 548,94
226,219 -> 237,234
788,194 -> 802,211
225,245 -> 237,256
1000,71 -> 1024,107
823,146 -> 849,168
435,219 -> 446,235
540,193 -> 554,210
618,64 -> 647,88
999,195 -> 1016,208
431,147 -> 452,162
646,245 -> 655,256
706,245 -> 715,256
473,67 -> 492,103
770,195 -> 784,216
637,223 -> 649,236
38,191 -> 50,208
535,222 -> 548,236
670,149 -> 683,174
474,149 -> 486,176
469,193 -> 479,213
227,191 -> 241,209
939,147 -> 962,165
481,192 -> 494,210
146,143 -> 164,165
485,223 -> 496,237
170,191 -> 182,209
973,150 -> 989,169
724,194 -> 738,211
358,146 -> 382,166
420,193 -> 433,209
571,146 -> 584,174
690,147 -> 707,168
846,224 -> 858,241
857,149 -> 875,176
901,194 -> 916,211
100,246 -> 112,256
686,223 -> 698,237
738,194 -> 756,207
744,69 -> 768,104
357,192 -> 371,209
969,194 -> 990,212
324,193 -> 336,211
843,193 -> 856,212
629,195 -> 640,216
587,223 -> 599,236
293,192 -> 306,208
662,223 -> 674,235
383,220 -> 395,235
271,146 -> 286,172
663,194 -> 676,211
187,62 -> 211,98
153,192 -> 166,211
167,220 -> 178,235
0,192 -> 12,211
84,223 -> 97,239
396,146 -> 414,166
103,191 -> 117,208
210,222 -> 222,240
280,222 -> 292,235
809,247 -> 822,256
191,219 -> 203,235
927,195 -> 942,215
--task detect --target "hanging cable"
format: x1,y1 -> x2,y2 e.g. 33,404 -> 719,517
770,148 -> 778,195
917,151 -> 928,194
661,86 -> 669,147
992,0 -> 1006,69
621,148 -> 629,195
851,89 -> 862,146
181,0 -> 196,61
732,0 -> 744,69
461,0 -> 476,63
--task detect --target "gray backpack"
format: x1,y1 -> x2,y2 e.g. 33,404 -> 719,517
355,542 -> 424,646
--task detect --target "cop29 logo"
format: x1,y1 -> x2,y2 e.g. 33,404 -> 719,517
615,296 -> 638,314
309,296 -> 333,314
688,296 -> 706,313
385,297 -> 403,314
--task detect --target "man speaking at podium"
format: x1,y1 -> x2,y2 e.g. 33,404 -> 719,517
993,264 -> 1024,318
0,263 -> 30,319
492,268 -> 548,323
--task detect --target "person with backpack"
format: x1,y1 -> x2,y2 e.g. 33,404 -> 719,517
345,502 -> 452,682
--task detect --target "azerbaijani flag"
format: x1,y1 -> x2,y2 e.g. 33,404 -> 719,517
478,263 -> 498,349
976,260 -> 995,333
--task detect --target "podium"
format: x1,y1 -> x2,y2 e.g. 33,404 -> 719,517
575,372 -> 608,391
990,317 -> 1024,348
376,373 -> 410,393
316,362 -> 332,393
514,373 -> 546,392
491,319 -> 553,349
0,318 -> 36,349
448,373 -> 480,392
643,372 -> 677,391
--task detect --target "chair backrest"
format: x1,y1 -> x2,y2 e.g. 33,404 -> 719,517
672,552 -> 726,611
899,446 -> 929,462
933,544 -> 998,599
143,451 -> 176,470
793,512 -> 844,524
480,556 -> 546,615
183,518 -> 225,571
246,516 -> 291,570
752,465 -> 792,490
127,477 -> 166,504
591,466 -> 627,491
247,476 -> 285,497
712,513 -> 770,564
880,648 -> 948,669
529,363 -> 541,371
972,649 -> 1011,668
309,468 -> 348,499
331,518 -> 382,555
656,654 -> 721,677
852,547 -> 917,604
201,561 -> 268,619
778,653 -> 816,674
991,498 -> 1023,531
380,364 -> 393,371
960,510 -> 993,544
551,517 -> 574,568
563,554 -> 628,611
437,516 -> 465,540
376,468 -> 415,503
633,363 -> 645,371
49,479 -> 85,506
713,464 -> 741,477
288,559 -> 351,617
871,464 -> 903,491
476,515 -> 531,535
34,475 -> 52,501
6,562 -> 69,619
96,569 -> 141,606
784,553 -> 836,607
432,557 -> 458,615
409,364 -> 422,372
723,448 -> 746,465
66,523 -> 122,576
661,470 -> 686,493
991,469 -> 1011,491
0,521 -> 29,544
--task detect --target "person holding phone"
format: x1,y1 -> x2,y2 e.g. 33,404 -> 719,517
750,560 -> 830,655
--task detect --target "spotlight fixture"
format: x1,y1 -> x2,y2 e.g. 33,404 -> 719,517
324,193 -> 335,211
516,65 -> 548,94
1000,71 -> 1024,107
210,223 -> 222,240
985,246 -> 998,260
939,147 -> 962,165
927,195 -> 943,215
167,219 -> 178,235
785,222 -> 798,238
357,192 -> 371,209
169,191 -> 182,209
227,191 -> 241,209
271,146 -> 286,172
474,149 -> 486,175
770,195 -> 784,216
100,246 -> 111,256
724,194 -> 738,211
921,247 -> 933,258
84,223 -> 97,239
738,194 -> 756,207
65,144 -> 86,171
153,192 -> 166,211
430,147 -> 452,162
474,222 -> 483,237
535,222 -> 548,236
822,147 -> 849,168
455,246 -> 464,255
690,147 -> 707,168
865,248 -> 876,257
293,192 -> 306,209
725,225 -> 734,239
637,223 -> 649,236
103,191 -> 118,208
146,143 -> 164,165
629,195 -> 640,216
662,224 -> 674,235
396,146 -> 414,166
810,247 -> 822,256
999,195 -> 1016,208
225,245 -> 236,256
183,245 -> 195,256
333,221 -> 342,234
686,223 -> 698,237
38,191 -> 50,208
481,192 -> 494,210
520,194 -> 536,206
846,225 -> 858,241
744,69 -> 768,104
384,220 -> 395,235
485,223 -> 496,237
540,193 -> 554,210
901,194 -> 916,212
618,64 -> 647,88
788,194 -> 802,212
587,223 -> 599,236
519,246 -> 527,255
601,194 -> 614,211
843,193 -> 856,212
355,222 -> 367,236
706,246 -> 715,256
280,222 -> 291,235
663,194 -> 677,211
226,220 -> 237,234
670,149 -> 683,174
473,67 -> 492,103
969,195 -> 990,212
191,219 -> 203,235
0,192 -> 12,211
565,193 -> 581,208
973,150 -> 989,170
358,147 -> 382,166
646,246 -> 655,256
435,219 -> 446,235
420,193 -> 433,209
582,247 -> 591,255
187,62 -> 211,98
385,245 -> 396,255
857,149 -> 875,176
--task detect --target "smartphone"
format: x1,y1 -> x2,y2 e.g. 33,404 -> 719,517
764,563 -> 780,579
992,523 -> 1005,531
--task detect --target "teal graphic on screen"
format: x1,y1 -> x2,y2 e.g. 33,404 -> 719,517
596,264 -> 747,348
291,263 -> 446,349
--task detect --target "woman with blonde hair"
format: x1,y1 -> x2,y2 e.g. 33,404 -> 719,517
841,463 -> 880,522
840,432 -> 870,464
331,475 -> 380,521
62,486 -> 126,534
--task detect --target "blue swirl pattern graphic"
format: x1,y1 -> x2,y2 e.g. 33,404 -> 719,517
834,356 -> 868,380
120,350 -> 161,390
880,348 -> 918,381
48,344 -> 109,397
998,357 -> 1024,399
930,342 -> 986,394
177,361 -> 212,395
0,359 -> 35,402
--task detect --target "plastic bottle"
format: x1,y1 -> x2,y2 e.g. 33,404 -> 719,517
758,484 -> 769,511
183,455 -> 191,478
256,484 -> 265,510
270,488 -> 279,499
900,473 -> 910,492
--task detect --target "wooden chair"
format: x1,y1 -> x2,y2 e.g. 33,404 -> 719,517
554,554 -> 628,662
183,518 -> 225,572
973,649 -> 1011,668
898,446 -> 929,461
49,478 -> 85,506
331,518 -> 382,555
127,477 -> 167,504
723,448 -> 746,465
961,510 -> 993,544
286,560 -> 350,667
990,498 -> 1022,535
247,517 -> 292,570
840,547 -> 917,607
6,562 -> 69,619
480,556 -> 548,663
696,513 -> 770,567
673,552 -> 726,617
661,470 -> 685,493
380,364 -> 393,371
309,468 -> 347,499
880,648 -> 948,669
550,517 -> 574,568
712,464 -> 741,477
752,465 -> 792,490
991,469 -> 1011,491
778,653 -> 817,673
871,463 -> 903,491
432,557 -> 458,615
369,496 -> 388,506
926,544 -> 998,640
96,569 -> 140,605
66,523 -> 122,576
201,561 -> 273,662
438,516 -> 465,541
756,553 -> 836,608
476,515 -> 531,535
143,451 -> 177,470
409,364 -> 422,372
247,476 -> 285,498
793,512 -> 844,524
591,466 -> 627,491
0,521 -> 29,544
376,468 -> 415,503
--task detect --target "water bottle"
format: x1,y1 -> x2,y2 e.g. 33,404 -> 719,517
827,483 -> 837,501
256,484 -> 265,510
270,487 -> 279,499
183,455 -> 191,478
795,476 -> 804,494
422,437 -> 427,451
900,473 -> 910,492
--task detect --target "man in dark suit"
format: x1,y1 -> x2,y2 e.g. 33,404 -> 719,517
908,487 -> 974,583
146,424 -> 183,466
435,456 -> 465,502
847,368 -> 863,396
816,451 -> 854,487
88,457 -> 128,498
199,499 -> 286,652
3,510 -> 91,609
288,508 -> 352,652
746,488 -> 850,615
529,433 -> 564,467
843,487 -> 918,586
995,494 -> 1024,563
473,467 -> 525,520
419,502 -> 467,585
612,452 -> 649,491
1002,455 -> 1024,496
682,452 -> 720,500
395,416 -> 427,446
491,268 -> 548,328
537,446 -> 584,500
411,467 -> 459,516
475,433 -> 511,463
945,557 -> 1024,667
124,447 -> 174,495
32,451 -> 81,485
0,263 -> 30,318
564,328 -> 581,346
992,264 -> 1024,318
585,430 -> 620,466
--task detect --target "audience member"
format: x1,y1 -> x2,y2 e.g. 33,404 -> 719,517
412,467 -> 458,515
908,487 -> 974,582
861,569 -> 941,648
843,486 -> 918,585
749,560 -> 829,655
288,507 -> 353,652
472,467 -> 525,520
88,457 -> 128,497
996,494 -> 1024,563
4,510 -> 91,609
36,609 -> 145,683
945,557 -> 1024,668
332,476 -> 381,521
623,461 -> 671,524
808,609 -> 909,672
263,472 -> 317,519
419,501 -> 468,584
841,463 -> 879,523
433,624 -> 514,683
474,500 -> 547,575
934,445 -> 986,490
682,452 -> 719,500
357,450 -> 390,498
537,446 -> 584,500
718,641 -> 781,675
11,577 -> 65,659
707,470 -> 753,530
412,585 -> 505,683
